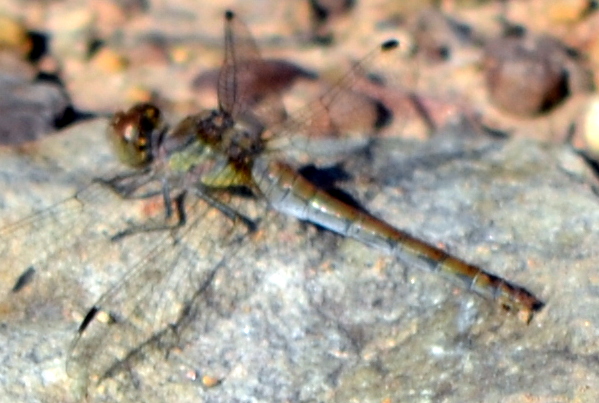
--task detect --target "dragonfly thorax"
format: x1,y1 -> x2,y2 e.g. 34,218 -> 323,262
190,108 -> 266,166
221,113 -> 265,164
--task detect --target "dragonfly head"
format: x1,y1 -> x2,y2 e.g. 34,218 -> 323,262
107,103 -> 166,168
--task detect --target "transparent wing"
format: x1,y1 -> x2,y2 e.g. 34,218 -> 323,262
0,177 -> 156,320
65,188 -> 261,397
218,10 -> 286,124
267,39 -> 404,154
0,123 -> 265,399
215,11 -> 411,161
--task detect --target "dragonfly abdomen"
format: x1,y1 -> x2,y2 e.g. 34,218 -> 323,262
257,159 -> 543,322
388,231 -> 544,321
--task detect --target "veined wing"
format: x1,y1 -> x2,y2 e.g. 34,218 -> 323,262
271,39 -> 403,143
1,184 -> 139,281
259,41 -> 400,164
0,122 -> 159,320
214,11 -> 406,160
66,189 -> 260,398
0,106 -> 263,398
59,105 -> 265,395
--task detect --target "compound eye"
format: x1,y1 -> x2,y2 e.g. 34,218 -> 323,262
107,103 -> 164,167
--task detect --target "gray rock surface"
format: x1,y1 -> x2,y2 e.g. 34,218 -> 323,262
0,118 -> 598,402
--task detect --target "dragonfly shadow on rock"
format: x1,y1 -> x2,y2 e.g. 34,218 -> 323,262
298,163 -> 366,211
10,266 -> 36,293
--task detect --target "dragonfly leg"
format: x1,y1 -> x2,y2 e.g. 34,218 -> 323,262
109,191 -> 188,241
191,188 -> 258,233
93,170 -> 161,200
110,188 -> 256,242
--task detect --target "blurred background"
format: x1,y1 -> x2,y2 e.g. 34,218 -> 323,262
1,0 -> 598,155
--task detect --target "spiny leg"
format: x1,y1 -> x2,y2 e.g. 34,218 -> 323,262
111,187 -> 257,241
191,188 -> 258,233
93,170 -> 161,200
109,191 -> 188,241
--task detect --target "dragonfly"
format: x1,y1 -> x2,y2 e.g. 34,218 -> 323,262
0,9 -> 543,397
